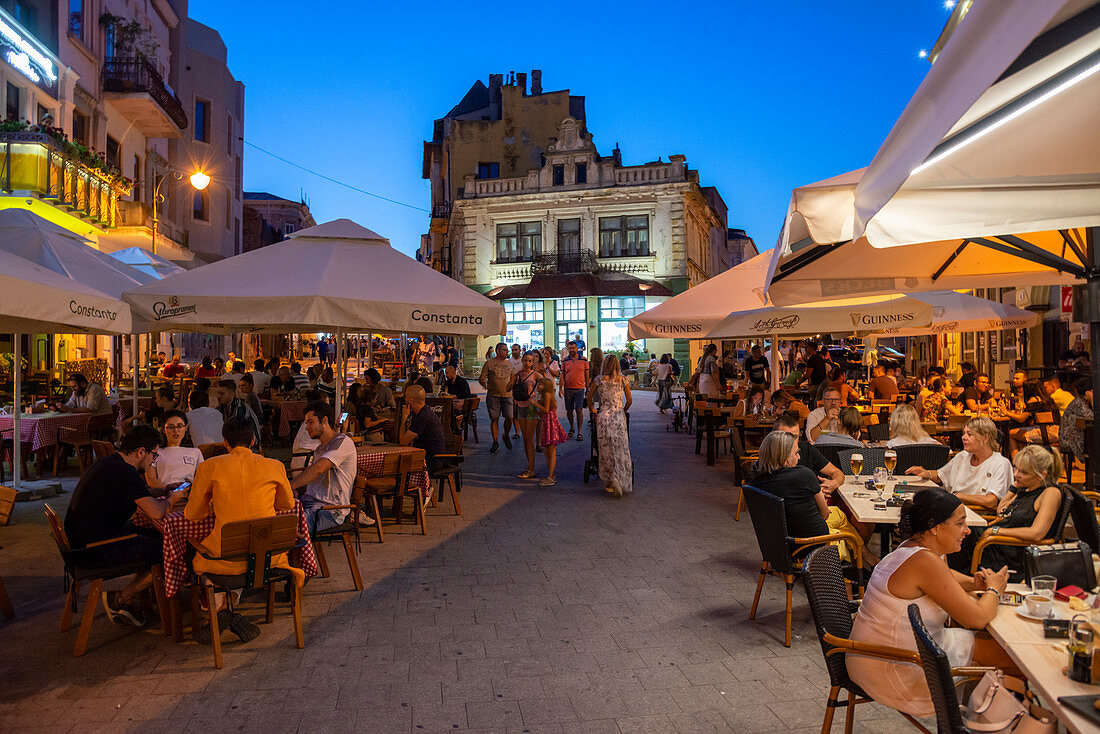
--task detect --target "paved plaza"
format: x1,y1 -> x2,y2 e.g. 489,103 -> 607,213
0,403 -> 913,734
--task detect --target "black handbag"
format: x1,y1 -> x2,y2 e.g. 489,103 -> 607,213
1024,542 -> 1096,590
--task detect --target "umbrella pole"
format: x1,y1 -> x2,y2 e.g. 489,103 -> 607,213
770,332 -> 779,394
1088,228 -> 1099,490
131,334 -> 138,418
12,333 -> 21,486
335,328 -> 344,422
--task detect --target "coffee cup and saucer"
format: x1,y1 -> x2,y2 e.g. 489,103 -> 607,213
1015,593 -> 1062,621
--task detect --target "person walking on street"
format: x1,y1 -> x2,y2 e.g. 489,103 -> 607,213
479,343 -> 515,453
654,354 -> 674,413
696,344 -> 721,398
535,378 -> 567,486
559,341 -> 589,441
588,354 -> 633,497
513,352 -> 542,479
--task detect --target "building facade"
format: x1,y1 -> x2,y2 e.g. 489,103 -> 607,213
242,190 -> 315,248
0,1 -> 243,375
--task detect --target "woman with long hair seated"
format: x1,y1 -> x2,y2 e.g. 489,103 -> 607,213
963,446 -> 1065,581
751,431 -> 862,560
885,403 -> 940,447
813,406 -> 865,448
848,488 -> 1013,718
906,417 -> 1012,512
734,385 -> 767,418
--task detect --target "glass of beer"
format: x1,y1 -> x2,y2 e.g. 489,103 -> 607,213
850,453 -> 864,483
884,449 -> 897,478
872,467 -> 888,502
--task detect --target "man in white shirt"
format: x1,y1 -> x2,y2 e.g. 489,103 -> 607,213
185,389 -> 224,446
56,373 -> 112,415
507,343 -> 523,373
290,400 -> 358,534
806,387 -> 844,442
249,359 -> 270,394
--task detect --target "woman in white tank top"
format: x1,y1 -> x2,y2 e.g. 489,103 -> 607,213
847,488 -> 1013,718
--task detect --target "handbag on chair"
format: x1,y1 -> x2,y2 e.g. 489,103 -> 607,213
962,670 -> 1056,733
1024,542 -> 1097,590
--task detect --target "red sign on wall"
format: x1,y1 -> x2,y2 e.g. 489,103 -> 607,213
1061,286 -> 1073,314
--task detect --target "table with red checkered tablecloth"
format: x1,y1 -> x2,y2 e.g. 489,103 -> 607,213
356,444 -> 430,500
157,501 -> 318,597
266,400 -> 307,438
0,412 -> 91,461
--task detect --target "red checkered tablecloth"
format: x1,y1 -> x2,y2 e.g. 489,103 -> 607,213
268,400 -> 307,438
0,412 -> 91,453
356,445 -> 431,500
155,501 -> 318,597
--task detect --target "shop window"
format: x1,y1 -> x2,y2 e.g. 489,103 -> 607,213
495,221 -> 541,262
599,215 -> 650,257
504,300 -> 544,323
556,298 -> 586,322
599,297 -> 645,320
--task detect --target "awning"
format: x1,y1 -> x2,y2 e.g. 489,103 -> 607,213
486,272 -> 674,301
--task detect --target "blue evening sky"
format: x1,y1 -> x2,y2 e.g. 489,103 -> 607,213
189,0 -> 953,259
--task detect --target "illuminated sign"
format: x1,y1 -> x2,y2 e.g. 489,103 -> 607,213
0,14 -> 57,95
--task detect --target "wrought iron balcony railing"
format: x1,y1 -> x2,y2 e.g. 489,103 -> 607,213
101,57 -> 188,131
531,249 -> 598,275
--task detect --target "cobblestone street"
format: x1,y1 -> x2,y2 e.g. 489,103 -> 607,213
0,402 -> 911,733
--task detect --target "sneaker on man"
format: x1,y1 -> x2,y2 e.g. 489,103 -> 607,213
357,513 -> 376,527
490,441 -> 499,453
102,590 -> 146,628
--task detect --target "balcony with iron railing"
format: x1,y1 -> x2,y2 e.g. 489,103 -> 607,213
431,202 -> 451,219
531,249 -> 599,275
101,57 -> 188,137
0,131 -> 131,228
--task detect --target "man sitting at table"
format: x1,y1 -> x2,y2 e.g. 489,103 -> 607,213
121,385 -> 178,432
249,358 -> 271,394
441,364 -> 472,399
868,364 -> 899,401
215,379 -> 262,449
814,407 -> 865,448
290,362 -> 310,392
160,355 -> 187,379
365,368 -> 396,410
64,424 -> 184,628
56,372 -> 112,415
399,384 -> 445,475
185,415 -> 302,644
806,386 -> 843,441
289,400 -> 358,534
186,389 -> 224,446
961,372 -> 995,413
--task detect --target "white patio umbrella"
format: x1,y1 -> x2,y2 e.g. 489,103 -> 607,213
124,218 -> 507,414
0,249 -> 134,488
108,246 -> 187,280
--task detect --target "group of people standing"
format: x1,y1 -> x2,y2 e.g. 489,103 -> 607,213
478,340 -> 633,496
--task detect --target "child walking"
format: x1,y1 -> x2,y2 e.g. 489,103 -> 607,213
535,378 -> 567,486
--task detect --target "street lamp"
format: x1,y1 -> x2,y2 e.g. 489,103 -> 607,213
151,169 -> 210,255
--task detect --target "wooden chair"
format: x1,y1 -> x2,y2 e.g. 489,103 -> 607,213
354,450 -> 424,541
188,514 -> 305,669
743,485 -> 864,647
44,504 -> 169,656
309,493 -> 364,593
729,427 -> 758,522
53,413 -> 117,476
0,545 -> 14,619
90,440 -> 116,462
429,434 -> 463,517
425,397 -> 455,440
198,442 -> 228,460
803,546 -> 932,734
1031,411 -> 1059,447
459,396 -> 480,443
970,486 -> 1073,576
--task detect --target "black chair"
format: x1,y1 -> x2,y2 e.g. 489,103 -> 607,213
866,422 -> 890,442
803,546 -> 929,734
428,434 -> 463,517
815,443 -> 846,474
743,485 -> 864,647
971,485 -> 1073,577
909,604 -> 1006,734
893,443 -> 951,475
839,447 -> 885,476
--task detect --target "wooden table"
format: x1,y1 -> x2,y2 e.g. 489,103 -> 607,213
836,479 -> 987,555
0,412 -> 92,478
356,444 -> 430,500
986,584 -> 1097,734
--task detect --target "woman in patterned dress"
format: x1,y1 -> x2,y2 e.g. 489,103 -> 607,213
588,354 -> 633,497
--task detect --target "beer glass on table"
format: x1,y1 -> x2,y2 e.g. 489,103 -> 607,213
884,449 -> 897,478
872,467 -> 888,502
850,453 -> 864,484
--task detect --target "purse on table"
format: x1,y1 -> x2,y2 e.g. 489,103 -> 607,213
1024,541 -> 1097,590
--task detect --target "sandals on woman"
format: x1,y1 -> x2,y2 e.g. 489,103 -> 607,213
518,470 -> 537,479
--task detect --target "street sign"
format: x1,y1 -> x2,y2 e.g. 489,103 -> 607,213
1061,286 -> 1073,314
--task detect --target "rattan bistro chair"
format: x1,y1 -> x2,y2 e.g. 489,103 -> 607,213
743,485 -> 864,647
970,486 -> 1072,577
893,444 -> 951,476
803,546 -> 931,734
838,447 -> 885,476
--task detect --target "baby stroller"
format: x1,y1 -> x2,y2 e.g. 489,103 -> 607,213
582,410 -> 634,484
665,395 -> 687,433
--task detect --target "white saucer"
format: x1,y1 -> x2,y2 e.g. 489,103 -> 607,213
1015,605 -> 1064,622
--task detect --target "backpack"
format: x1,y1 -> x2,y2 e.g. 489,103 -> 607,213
512,372 -> 535,402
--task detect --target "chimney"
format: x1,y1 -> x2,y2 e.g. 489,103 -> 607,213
516,72 -> 526,94
530,69 -> 542,95
489,73 -> 503,108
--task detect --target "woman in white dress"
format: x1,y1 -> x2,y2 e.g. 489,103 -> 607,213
848,488 -> 1013,718
588,354 -> 633,497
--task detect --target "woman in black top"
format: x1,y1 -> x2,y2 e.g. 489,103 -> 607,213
965,445 -> 1064,581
